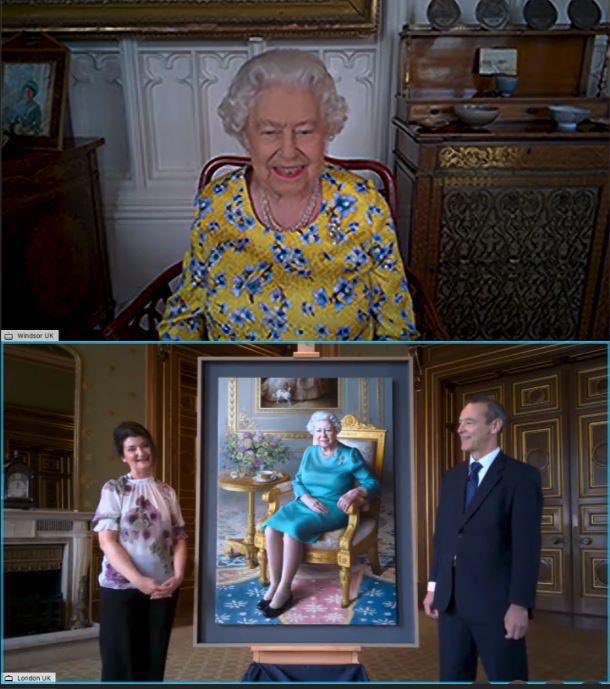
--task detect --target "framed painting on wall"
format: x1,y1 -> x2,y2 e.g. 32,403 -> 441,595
196,356 -> 417,646
3,0 -> 379,37
256,377 -> 340,412
1,33 -> 69,149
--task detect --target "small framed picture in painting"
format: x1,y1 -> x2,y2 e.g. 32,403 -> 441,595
2,32 -> 70,149
257,377 -> 340,412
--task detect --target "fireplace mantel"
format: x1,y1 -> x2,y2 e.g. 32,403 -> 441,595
4,509 -> 96,645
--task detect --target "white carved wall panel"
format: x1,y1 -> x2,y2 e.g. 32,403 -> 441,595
69,44 -> 130,182
199,50 -> 251,159
325,49 -> 378,159
140,50 -> 201,180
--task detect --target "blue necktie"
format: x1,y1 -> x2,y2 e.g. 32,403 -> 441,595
465,461 -> 482,509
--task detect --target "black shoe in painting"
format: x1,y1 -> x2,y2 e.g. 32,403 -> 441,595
262,595 -> 293,618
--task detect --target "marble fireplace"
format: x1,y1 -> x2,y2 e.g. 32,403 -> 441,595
3,509 -> 99,648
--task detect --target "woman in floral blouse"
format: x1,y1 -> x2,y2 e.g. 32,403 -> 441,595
158,49 -> 417,342
92,421 -> 187,681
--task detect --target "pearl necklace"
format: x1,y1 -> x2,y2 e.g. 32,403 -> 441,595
261,184 -> 321,233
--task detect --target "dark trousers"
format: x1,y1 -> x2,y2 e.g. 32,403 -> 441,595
99,586 -> 179,681
438,602 -> 528,682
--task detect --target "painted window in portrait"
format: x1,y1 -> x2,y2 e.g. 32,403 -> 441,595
198,358 -> 417,646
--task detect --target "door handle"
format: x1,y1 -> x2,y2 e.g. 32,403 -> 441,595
552,536 -> 564,545
579,536 -> 593,546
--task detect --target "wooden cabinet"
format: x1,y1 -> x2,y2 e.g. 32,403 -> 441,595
2,138 -> 114,337
4,406 -> 74,510
394,28 -> 609,340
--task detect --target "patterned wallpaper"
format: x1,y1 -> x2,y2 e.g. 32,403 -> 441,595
73,345 -> 146,511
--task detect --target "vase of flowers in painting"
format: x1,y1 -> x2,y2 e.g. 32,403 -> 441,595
224,431 -> 289,478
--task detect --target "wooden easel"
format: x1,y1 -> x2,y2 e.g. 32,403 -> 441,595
249,344 -> 362,667
250,645 -> 361,664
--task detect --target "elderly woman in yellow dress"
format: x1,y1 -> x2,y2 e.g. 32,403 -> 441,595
158,49 -> 417,342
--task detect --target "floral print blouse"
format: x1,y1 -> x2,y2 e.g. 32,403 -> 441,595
92,474 -> 187,590
158,164 -> 418,341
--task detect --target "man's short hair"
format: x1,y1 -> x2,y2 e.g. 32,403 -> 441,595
466,395 -> 509,430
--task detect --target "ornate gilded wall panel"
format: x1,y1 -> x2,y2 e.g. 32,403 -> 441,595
577,367 -> 608,407
38,476 -> 63,510
512,376 -> 559,415
580,505 -> 608,534
581,551 -> 608,597
541,505 -> 563,534
513,419 -> 562,497
458,385 -> 503,411
537,548 -> 564,594
579,415 -> 608,497
438,145 -> 609,171
436,186 -> 599,340
39,454 -> 65,474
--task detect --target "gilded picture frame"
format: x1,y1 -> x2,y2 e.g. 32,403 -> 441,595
2,0 -> 379,37
255,377 -> 341,413
196,356 -> 417,646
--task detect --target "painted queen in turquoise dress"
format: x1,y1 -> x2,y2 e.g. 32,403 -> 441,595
257,411 -> 380,619
264,442 -> 380,543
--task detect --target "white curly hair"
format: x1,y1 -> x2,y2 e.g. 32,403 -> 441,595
218,49 -> 348,147
306,411 -> 342,435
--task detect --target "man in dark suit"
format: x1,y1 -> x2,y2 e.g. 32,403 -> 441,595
423,395 -> 543,682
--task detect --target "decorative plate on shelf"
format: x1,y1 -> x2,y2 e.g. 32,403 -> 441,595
475,0 -> 511,29
568,0 -> 601,29
427,0 -> 462,30
523,0 -> 558,29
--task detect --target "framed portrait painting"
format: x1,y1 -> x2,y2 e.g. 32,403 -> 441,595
2,33 -> 69,149
3,0 -> 379,37
256,377 -> 340,412
196,357 -> 417,646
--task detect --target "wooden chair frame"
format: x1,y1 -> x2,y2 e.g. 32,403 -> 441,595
254,414 -> 387,608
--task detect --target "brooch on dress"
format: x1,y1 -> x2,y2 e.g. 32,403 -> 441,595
327,206 -> 343,246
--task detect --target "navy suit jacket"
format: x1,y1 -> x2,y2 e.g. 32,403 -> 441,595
430,451 -> 543,623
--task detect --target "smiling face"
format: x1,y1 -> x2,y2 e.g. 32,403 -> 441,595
313,420 -> 338,453
457,402 -> 502,460
121,435 -> 154,479
244,85 -> 328,200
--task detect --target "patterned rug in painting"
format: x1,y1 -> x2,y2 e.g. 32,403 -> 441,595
215,490 -> 397,626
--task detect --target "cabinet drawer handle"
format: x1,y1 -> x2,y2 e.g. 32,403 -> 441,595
552,536 -> 564,545
579,536 -> 593,545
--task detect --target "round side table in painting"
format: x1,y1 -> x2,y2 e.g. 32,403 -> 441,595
218,472 -> 290,568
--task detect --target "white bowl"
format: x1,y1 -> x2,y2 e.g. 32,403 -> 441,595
548,105 -> 591,131
454,105 -> 500,127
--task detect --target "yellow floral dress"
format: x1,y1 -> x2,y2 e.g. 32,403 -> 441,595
158,164 -> 417,341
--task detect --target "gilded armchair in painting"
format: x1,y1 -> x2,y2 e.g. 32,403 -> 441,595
254,414 -> 386,608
